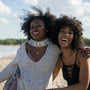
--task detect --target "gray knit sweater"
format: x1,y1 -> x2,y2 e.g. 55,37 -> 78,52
0,40 -> 60,90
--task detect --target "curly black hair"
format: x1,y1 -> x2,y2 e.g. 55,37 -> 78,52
21,6 -> 56,40
50,15 -> 84,50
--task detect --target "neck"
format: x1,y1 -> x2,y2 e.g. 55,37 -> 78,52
61,47 -> 74,58
34,37 -> 47,41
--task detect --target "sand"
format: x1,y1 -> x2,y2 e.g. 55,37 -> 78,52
0,56 -> 67,89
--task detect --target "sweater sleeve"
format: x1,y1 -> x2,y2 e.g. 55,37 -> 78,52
0,47 -> 20,83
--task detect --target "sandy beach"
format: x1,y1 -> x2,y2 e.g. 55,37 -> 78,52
0,56 -> 67,89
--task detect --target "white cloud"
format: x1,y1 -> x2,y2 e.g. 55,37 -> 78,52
23,0 -> 38,6
69,0 -> 81,5
0,17 -> 9,24
0,0 -> 90,39
37,0 -> 90,38
0,1 -> 18,22
0,1 -> 11,15
38,0 -> 90,17
82,2 -> 90,13
13,13 -> 19,18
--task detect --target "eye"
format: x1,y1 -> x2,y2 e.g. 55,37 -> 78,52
30,25 -> 44,29
60,30 -> 65,33
38,25 -> 44,28
68,31 -> 73,35
30,26 -> 34,29
37,25 -> 42,28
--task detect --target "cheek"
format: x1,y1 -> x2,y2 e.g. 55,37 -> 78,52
71,35 -> 74,40
41,29 -> 46,35
70,35 -> 74,43
58,33 -> 61,43
30,30 -> 32,35
58,33 -> 62,39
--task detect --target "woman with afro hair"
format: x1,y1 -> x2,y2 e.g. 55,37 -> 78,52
50,15 -> 90,90
0,7 -> 60,90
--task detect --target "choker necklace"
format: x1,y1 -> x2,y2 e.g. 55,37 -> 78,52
28,38 -> 49,47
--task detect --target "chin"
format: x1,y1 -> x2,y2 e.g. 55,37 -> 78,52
32,37 -> 41,41
61,45 -> 69,49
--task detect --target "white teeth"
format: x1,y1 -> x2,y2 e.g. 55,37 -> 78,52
62,38 -> 68,42
33,32 -> 39,35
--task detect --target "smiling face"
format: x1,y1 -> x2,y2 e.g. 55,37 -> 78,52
58,27 -> 74,49
30,19 -> 47,41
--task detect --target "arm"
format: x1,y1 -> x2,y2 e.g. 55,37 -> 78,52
79,47 -> 90,59
53,56 -> 62,81
50,51 -> 90,90
0,56 -> 18,83
0,46 -> 20,83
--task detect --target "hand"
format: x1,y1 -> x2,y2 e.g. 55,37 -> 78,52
79,47 -> 90,59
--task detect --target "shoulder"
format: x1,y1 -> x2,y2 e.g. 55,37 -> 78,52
50,42 -> 61,54
18,41 -> 27,49
20,41 -> 27,47
77,50 -> 90,65
16,41 -> 27,55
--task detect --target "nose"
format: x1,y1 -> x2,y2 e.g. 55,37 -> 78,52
30,26 -> 38,30
64,32 -> 69,36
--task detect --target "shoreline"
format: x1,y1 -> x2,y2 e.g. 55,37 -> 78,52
0,44 -> 20,47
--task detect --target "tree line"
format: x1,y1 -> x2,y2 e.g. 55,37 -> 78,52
0,38 -> 90,46
0,39 -> 27,45
83,38 -> 90,46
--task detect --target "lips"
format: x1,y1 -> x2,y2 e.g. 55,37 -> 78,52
33,32 -> 39,35
32,31 -> 40,36
61,38 -> 68,42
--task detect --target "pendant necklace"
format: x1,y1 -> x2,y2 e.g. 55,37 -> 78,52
36,52 -> 39,55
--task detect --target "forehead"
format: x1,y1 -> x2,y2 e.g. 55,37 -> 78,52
61,27 -> 73,31
31,19 -> 44,26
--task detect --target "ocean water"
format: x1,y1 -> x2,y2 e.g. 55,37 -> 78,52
0,46 -> 19,58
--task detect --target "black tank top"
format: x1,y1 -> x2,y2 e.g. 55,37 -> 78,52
61,52 -> 90,90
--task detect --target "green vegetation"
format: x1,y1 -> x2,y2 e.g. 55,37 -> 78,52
0,38 -> 90,46
83,38 -> 90,46
0,39 -> 27,45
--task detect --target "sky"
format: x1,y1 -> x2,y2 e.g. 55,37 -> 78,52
0,0 -> 90,39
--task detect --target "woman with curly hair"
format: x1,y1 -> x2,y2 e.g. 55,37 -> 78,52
50,15 -> 90,90
0,7 -> 60,90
